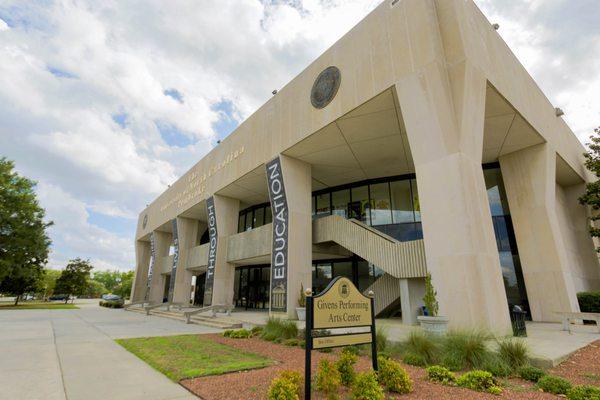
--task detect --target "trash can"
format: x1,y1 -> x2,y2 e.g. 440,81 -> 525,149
510,305 -> 527,337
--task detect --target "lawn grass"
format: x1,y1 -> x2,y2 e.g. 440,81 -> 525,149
116,334 -> 273,381
0,302 -> 78,310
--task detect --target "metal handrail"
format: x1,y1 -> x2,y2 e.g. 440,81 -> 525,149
184,304 -> 234,324
123,301 -> 148,310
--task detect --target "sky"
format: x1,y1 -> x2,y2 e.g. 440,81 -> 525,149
0,0 -> 598,272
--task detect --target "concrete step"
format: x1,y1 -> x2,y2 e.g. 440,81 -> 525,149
126,306 -> 242,329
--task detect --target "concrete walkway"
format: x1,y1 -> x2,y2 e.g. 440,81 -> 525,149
0,300 -> 221,400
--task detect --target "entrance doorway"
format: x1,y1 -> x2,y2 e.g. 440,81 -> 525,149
162,274 -> 170,303
193,273 -> 206,306
234,265 -> 270,310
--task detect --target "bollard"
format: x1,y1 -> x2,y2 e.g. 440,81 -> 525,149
510,305 -> 527,337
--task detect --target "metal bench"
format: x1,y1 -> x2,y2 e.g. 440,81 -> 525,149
555,311 -> 600,333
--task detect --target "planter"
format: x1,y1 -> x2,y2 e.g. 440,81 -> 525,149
417,315 -> 449,336
296,307 -> 306,321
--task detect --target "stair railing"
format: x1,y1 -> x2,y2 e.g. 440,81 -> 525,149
184,304 -> 234,324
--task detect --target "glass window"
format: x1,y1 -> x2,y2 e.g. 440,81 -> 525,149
484,168 -> 510,216
390,180 -> 414,224
264,205 -> 272,225
253,207 -> 265,229
357,260 -> 372,291
238,213 -> 245,233
333,261 -> 353,280
331,189 -> 350,218
244,211 -> 253,231
315,193 -> 331,218
370,183 -> 392,226
314,263 -> 332,294
350,185 -> 371,224
410,179 -> 421,222
311,196 -> 316,217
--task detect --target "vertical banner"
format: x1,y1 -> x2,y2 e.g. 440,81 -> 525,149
203,196 -> 217,306
167,219 -> 179,302
266,157 -> 288,312
144,233 -> 156,302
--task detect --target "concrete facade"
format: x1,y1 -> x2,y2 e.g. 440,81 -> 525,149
131,0 -> 600,334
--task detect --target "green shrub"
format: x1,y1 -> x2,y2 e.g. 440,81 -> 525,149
351,372 -> 384,400
537,375 -> 572,395
317,347 -> 333,353
335,348 -> 358,386
223,329 -> 251,339
481,355 -> 512,378
517,365 -> 546,382
99,300 -> 123,308
279,370 -> 302,387
376,328 -> 388,352
284,338 -> 299,347
223,330 -> 233,337
400,331 -> 439,365
315,359 -> 341,396
298,340 -> 306,349
250,326 -> 263,336
497,338 -> 529,370
577,291 -> 600,313
403,353 -> 427,367
267,370 -> 302,400
377,356 -> 412,394
441,331 -> 491,371
456,370 -> 502,395
426,365 -> 456,385
423,272 -> 439,316
260,317 -> 298,342
567,384 -> 600,400
344,346 -> 361,356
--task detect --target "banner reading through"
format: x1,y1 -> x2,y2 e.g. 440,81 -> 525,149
167,219 -> 179,302
266,157 -> 288,312
144,233 -> 156,301
203,196 -> 217,306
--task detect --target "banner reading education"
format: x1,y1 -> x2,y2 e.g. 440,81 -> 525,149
266,156 -> 288,312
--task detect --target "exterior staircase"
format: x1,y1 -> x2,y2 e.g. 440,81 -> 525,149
313,215 -> 427,278
125,305 -> 242,329
314,215 -> 427,317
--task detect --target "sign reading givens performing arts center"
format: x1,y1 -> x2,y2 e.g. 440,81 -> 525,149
266,156 -> 288,312
203,196 -> 217,306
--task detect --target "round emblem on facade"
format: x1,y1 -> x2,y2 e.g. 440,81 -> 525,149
310,66 -> 341,109
338,281 -> 350,298
142,214 -> 148,229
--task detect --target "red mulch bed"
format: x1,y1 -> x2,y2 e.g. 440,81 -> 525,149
550,340 -> 600,386
181,335 -> 599,400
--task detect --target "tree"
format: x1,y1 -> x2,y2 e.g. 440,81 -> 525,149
54,258 -> 93,303
579,127 -> 600,251
113,271 -> 134,299
0,158 -> 52,305
85,280 -> 107,298
91,270 -> 122,293
35,268 -> 61,300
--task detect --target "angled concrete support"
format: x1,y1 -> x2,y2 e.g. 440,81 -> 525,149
172,217 -> 200,305
400,278 -> 426,325
267,154 -> 312,319
206,195 -> 240,307
499,144 -> 582,321
131,240 -> 151,302
148,231 -> 172,304
395,59 -> 512,334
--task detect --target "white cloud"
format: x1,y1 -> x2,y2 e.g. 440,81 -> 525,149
1,0 -> 597,272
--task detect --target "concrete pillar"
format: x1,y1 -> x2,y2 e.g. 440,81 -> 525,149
205,195 -> 239,307
131,240 -> 151,302
266,154 -> 312,319
148,231 -> 171,304
172,217 -> 200,304
499,144 -> 580,321
400,278 -> 426,325
395,60 -> 512,334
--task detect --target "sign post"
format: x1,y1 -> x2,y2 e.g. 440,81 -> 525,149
304,277 -> 377,400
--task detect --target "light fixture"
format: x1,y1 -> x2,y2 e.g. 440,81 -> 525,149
492,23 -> 500,30
272,90 -> 278,95
555,107 -> 564,117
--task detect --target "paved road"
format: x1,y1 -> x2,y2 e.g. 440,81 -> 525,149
0,300 -> 221,400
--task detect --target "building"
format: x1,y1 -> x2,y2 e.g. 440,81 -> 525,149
131,0 -> 600,334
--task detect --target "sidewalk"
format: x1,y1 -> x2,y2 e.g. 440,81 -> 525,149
0,300 -> 221,400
